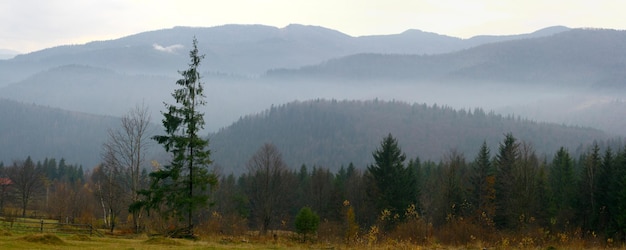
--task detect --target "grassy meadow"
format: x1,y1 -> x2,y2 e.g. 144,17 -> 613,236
0,230 -> 623,250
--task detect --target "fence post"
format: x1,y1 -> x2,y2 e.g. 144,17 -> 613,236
89,224 -> 93,236
40,219 -> 44,233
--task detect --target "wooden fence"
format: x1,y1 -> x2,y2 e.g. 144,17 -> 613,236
0,217 -> 102,236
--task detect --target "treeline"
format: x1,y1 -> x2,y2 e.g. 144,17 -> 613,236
0,157 -> 85,219
209,133 -> 626,244
1,132 -> 626,245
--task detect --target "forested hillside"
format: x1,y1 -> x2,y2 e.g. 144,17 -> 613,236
0,98 -> 119,167
0,64 -> 176,118
210,99 -> 607,175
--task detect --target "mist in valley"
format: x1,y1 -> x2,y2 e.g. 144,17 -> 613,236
1,25 -> 625,169
205,77 -> 626,137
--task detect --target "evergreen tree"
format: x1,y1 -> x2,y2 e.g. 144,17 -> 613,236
597,147 -> 616,233
549,147 -> 577,229
438,150 -> 468,224
294,206 -> 320,242
470,141 -> 495,226
494,133 -> 519,229
407,157 -> 422,214
534,160 -> 551,226
367,133 -> 417,223
614,149 -> 626,239
58,158 -> 67,181
579,143 -> 601,230
296,164 -> 311,210
134,38 -> 217,236
310,167 -> 334,219
44,158 -> 57,180
514,142 -> 540,226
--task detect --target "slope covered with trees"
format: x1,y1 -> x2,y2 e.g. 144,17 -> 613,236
210,99 -> 607,175
0,98 -> 119,167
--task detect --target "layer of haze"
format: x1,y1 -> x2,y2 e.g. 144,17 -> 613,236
2,0 -> 626,53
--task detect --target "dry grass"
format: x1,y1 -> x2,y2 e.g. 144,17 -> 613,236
143,236 -> 183,246
20,233 -> 66,245
0,229 -> 623,249
67,234 -> 92,241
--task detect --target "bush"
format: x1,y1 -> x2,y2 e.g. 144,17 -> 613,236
389,217 -> 431,244
435,217 -> 482,246
295,207 -> 320,242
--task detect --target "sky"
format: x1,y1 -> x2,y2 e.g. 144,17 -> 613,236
2,0 -> 626,54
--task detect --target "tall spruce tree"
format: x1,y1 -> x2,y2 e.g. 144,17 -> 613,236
579,143 -> 601,230
367,133 -> 417,223
549,147 -> 576,228
470,141 -> 495,225
134,38 -> 217,237
494,133 -> 519,229
614,148 -> 626,239
597,147 -> 615,232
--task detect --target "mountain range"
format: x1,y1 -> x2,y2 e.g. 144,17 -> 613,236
0,24 -> 570,86
267,28 -> 626,89
0,24 -> 624,169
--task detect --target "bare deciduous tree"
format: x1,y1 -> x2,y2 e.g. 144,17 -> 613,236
7,157 -> 43,217
91,162 -> 125,232
102,103 -> 152,233
246,143 -> 290,235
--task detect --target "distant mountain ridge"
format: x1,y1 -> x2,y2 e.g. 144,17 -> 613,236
0,49 -> 20,60
267,28 -> 626,89
0,24 -> 570,86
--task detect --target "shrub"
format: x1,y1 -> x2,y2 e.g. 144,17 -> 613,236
294,207 -> 320,242
390,216 -> 430,244
435,217 -> 482,246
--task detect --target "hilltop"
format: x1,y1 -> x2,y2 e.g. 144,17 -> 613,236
210,99 -> 606,175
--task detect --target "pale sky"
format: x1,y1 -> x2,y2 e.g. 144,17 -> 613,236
2,0 -> 626,54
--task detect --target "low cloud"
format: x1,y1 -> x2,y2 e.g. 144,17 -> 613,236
152,43 -> 184,53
